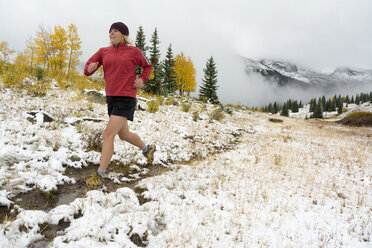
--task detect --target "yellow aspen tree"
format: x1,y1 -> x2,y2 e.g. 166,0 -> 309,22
183,56 -> 196,96
0,41 -> 15,62
13,52 -> 29,72
67,24 -> 82,79
24,37 -> 37,74
34,25 -> 51,69
174,52 -> 196,96
49,25 -> 68,78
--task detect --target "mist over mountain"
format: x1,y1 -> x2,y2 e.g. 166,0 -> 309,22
236,57 -> 372,107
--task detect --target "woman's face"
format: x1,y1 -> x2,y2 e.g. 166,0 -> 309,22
109,29 -> 122,45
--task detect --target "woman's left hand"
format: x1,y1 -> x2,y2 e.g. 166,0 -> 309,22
134,78 -> 144,89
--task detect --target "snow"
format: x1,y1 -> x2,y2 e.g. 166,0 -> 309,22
289,101 -> 372,119
0,88 -> 371,247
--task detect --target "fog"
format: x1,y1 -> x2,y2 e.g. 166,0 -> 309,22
1,0 -> 371,107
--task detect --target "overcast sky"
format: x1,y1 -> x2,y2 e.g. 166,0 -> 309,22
1,0 -> 371,105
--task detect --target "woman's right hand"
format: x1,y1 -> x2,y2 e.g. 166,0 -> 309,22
87,62 -> 99,73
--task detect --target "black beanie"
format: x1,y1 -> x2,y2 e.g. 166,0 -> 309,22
109,22 -> 129,36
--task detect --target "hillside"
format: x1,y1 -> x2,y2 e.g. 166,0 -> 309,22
0,88 -> 371,247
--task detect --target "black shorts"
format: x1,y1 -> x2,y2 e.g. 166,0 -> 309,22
106,96 -> 136,121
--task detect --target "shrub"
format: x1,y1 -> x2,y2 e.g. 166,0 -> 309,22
224,107 -> 233,115
269,118 -> 283,123
165,96 -> 178,106
336,112 -> 372,127
182,102 -> 191,112
155,95 -> 164,105
24,79 -> 50,97
147,100 -> 159,113
82,127 -> 104,152
192,111 -> 200,122
346,111 -> 372,118
34,66 -> 45,81
0,63 -> 26,90
209,108 -> 224,121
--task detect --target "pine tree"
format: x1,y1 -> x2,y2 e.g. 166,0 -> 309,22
268,103 -> 274,114
321,96 -> 326,111
355,94 -> 360,105
337,96 -> 343,114
273,102 -> 279,114
312,99 -> 323,118
287,99 -> 292,110
144,28 -> 161,94
330,96 -> 336,111
199,56 -> 219,104
280,103 -> 289,116
310,98 -> 316,113
135,25 -> 147,76
291,100 -> 299,113
161,44 -> 177,95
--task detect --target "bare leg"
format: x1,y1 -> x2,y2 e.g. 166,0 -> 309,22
99,115 -> 127,170
117,119 -> 145,149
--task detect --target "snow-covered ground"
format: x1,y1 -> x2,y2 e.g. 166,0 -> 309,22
289,101 -> 372,119
0,88 -> 371,247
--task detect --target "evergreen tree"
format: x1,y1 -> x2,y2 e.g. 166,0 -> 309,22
351,96 -> 354,103
144,28 -> 162,94
330,96 -> 336,111
280,103 -> 289,116
161,44 -> 177,95
312,98 -> 323,118
321,96 -> 326,110
345,95 -> 350,104
268,103 -> 274,114
199,56 -> 219,104
135,25 -> 147,76
361,92 -> 368,103
337,96 -> 343,114
287,99 -> 292,110
355,94 -> 360,105
273,102 -> 279,114
291,100 -> 299,113
370,92 -> 372,102
310,98 -> 316,112
325,99 -> 330,112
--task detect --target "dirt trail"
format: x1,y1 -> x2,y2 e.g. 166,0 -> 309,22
1,126 -> 249,246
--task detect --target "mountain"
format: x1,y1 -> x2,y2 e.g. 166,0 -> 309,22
243,58 -> 372,94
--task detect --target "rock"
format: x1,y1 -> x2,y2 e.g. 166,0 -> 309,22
0,148 -> 31,166
82,90 -> 106,104
137,103 -> 146,111
65,117 -> 106,126
69,155 -> 81,162
27,110 -> 54,123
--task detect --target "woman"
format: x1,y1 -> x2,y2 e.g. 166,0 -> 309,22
83,22 -> 155,188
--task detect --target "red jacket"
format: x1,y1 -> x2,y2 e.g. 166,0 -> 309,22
84,43 -> 152,98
